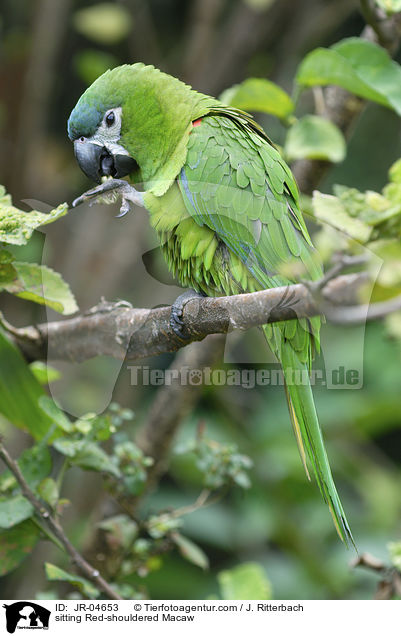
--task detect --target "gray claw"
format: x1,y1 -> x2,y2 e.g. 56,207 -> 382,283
72,179 -> 144,212
115,199 -> 131,218
170,289 -> 205,339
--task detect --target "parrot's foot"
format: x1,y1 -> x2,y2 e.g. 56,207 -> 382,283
72,179 -> 144,217
170,289 -> 205,340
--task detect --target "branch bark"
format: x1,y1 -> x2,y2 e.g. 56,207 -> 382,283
0,439 -> 122,600
133,335 -> 226,503
6,272 -> 373,364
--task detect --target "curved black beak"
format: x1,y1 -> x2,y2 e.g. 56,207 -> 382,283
74,139 -> 138,183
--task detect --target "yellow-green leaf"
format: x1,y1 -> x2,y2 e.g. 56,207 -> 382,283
38,396 -> 74,433
375,0 -> 401,14
37,478 -> 59,508
4,262 -> 78,315
45,562 -> 99,598
389,541 -> 401,571
172,532 -> 209,570
220,78 -> 294,121
0,249 -> 17,286
74,49 -> 118,85
73,3 -> 133,45
218,562 -> 272,600
29,361 -> 61,385
312,191 -> 372,243
285,115 -> 346,162
0,186 -> 68,245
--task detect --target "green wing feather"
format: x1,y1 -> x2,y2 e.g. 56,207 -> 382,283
178,111 -> 354,546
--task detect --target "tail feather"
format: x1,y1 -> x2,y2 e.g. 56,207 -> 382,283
284,383 -> 310,481
279,341 -> 355,548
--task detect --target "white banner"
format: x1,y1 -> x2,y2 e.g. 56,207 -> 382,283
1,600 -> 399,635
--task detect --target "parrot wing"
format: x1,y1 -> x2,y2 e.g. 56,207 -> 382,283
177,111 -> 354,547
178,111 -> 322,355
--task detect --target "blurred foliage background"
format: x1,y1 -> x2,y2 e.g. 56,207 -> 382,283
0,0 -> 401,601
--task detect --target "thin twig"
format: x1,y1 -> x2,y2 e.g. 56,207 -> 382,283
153,489 -> 212,523
0,439 -> 122,600
313,87 -> 327,117
307,254 -> 369,292
351,552 -> 387,574
360,0 -> 389,47
351,551 -> 401,600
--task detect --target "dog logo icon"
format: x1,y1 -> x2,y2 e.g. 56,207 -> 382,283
2,602 -> 50,633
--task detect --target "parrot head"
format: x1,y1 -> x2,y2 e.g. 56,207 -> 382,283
68,63 -> 215,187
68,102 -> 137,184
68,64 -> 141,184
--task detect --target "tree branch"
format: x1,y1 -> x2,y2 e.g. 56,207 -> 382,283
3,271 -> 381,364
0,439 -> 122,600
135,335 -> 226,491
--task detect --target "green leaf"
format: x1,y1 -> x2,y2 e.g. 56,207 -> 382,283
51,439 -> 81,457
74,444 -> 121,478
29,361 -> 61,385
52,439 -> 121,478
220,78 -> 294,121
97,514 -> 138,550
74,49 -> 118,85
243,0 -> 275,9
296,38 -> 401,116
385,311 -> 401,339
312,191 -> 373,243
45,562 -> 99,598
285,115 -> 346,162
0,520 -> 40,575
0,186 -> 68,245
4,262 -> 78,315
72,3 -> 133,45
218,562 -> 272,600
0,445 -> 52,493
0,330 -> 55,439
389,541 -> 401,571
375,0 -> 401,14
39,396 -> 74,433
19,446 -> 52,488
0,249 -> 17,286
389,158 -> 401,184
172,532 -> 209,570
37,478 -> 59,508
370,240 -> 401,288
0,495 -> 34,528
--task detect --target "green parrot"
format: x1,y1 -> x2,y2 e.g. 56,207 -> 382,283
68,63 -> 354,546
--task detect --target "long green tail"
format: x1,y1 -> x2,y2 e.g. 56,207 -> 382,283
267,329 -> 355,547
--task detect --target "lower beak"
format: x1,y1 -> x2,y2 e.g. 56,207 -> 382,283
74,139 -> 137,183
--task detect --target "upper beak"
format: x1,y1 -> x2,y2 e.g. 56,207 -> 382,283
74,139 -> 137,183
74,139 -> 103,183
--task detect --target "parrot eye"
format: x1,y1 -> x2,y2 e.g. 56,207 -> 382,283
105,111 -> 115,127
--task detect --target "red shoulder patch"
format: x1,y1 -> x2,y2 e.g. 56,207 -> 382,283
192,118 -> 202,127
